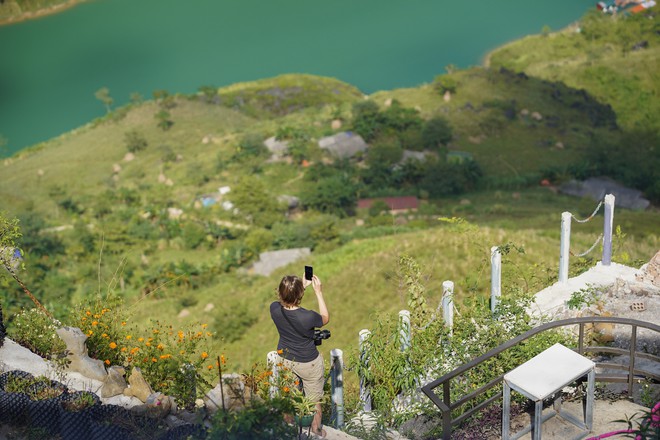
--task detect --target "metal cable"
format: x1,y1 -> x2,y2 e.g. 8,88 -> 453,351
570,233 -> 604,257
571,200 -> 603,223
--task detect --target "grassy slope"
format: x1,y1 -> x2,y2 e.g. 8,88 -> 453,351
1,18 -> 659,372
487,10 -> 660,131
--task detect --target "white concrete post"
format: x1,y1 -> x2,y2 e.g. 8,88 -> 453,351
490,246 -> 501,315
442,281 -> 454,332
330,349 -> 345,428
559,211 -> 572,283
398,310 -> 411,351
266,351 -> 280,398
602,194 -> 615,266
358,329 -> 372,412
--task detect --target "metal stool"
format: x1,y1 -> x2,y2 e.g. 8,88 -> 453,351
502,343 -> 595,440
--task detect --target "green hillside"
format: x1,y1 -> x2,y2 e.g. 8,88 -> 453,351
1,9 -> 659,376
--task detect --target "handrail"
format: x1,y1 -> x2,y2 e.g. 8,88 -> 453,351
421,317 -> 660,440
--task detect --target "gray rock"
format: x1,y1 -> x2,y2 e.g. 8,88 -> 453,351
56,326 -> 108,381
124,367 -> 155,402
100,365 -> 127,397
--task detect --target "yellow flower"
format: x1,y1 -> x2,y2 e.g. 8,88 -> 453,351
93,314 -> 101,319
86,311 -> 91,316
130,347 -> 139,355
145,342 -> 151,347
220,354 -> 226,365
178,331 -> 184,339
152,357 -> 158,363
201,324 -> 208,329
109,342 -> 118,349
201,352 -> 208,360
160,354 -> 172,359
121,322 -> 127,326
153,329 -> 159,334
87,330 -> 93,336
81,317 -> 87,322
126,335 -> 132,340
196,331 -> 202,337
92,321 -> 98,326
207,365 -> 213,370
102,333 -> 108,338
157,344 -> 164,350
138,337 -> 144,342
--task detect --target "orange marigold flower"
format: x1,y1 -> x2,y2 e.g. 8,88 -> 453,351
145,342 -> 151,347
265,371 -> 273,376
152,357 -> 157,363
277,349 -> 283,354
92,321 -> 98,326
153,329 -> 159,334
121,322 -> 127,326
157,344 -> 164,350
93,314 -> 100,319
221,354 -> 226,365
201,352 -> 209,360
130,347 -> 139,355
160,354 -> 171,359
102,333 -> 108,338
81,317 -> 87,322
207,365 -> 213,370
178,331 -> 184,339
86,311 -> 91,316
126,335 -> 132,340
104,359 -> 110,365
109,342 -> 118,349
137,337 -> 144,342
196,331 -> 202,337
282,386 -> 290,393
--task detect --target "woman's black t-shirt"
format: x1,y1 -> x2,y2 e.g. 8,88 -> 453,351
270,301 -> 323,362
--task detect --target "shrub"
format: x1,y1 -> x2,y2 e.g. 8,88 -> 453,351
8,308 -> 66,360
124,130 -> 148,153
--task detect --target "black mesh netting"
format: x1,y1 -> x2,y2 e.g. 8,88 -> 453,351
89,404 -> 137,440
158,423 -> 208,440
0,303 -> 6,349
58,391 -> 100,440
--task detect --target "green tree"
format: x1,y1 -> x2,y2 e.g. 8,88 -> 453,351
434,74 -> 458,94
94,87 -> 113,113
198,85 -> 218,103
351,100 -> 383,142
301,175 -> 357,217
124,129 -> 148,153
228,177 -> 285,228
155,109 -> 174,131
421,116 -> 453,152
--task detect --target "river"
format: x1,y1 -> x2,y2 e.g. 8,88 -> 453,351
0,0 -> 593,156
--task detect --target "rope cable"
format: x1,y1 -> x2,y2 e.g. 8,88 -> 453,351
571,200 -> 603,223
570,233 -> 604,258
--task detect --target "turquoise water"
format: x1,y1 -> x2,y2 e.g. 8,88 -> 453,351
0,0 -> 593,155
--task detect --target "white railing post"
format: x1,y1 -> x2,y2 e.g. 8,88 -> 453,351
442,281 -> 454,333
559,211 -> 572,283
398,310 -> 411,351
490,246 -> 501,315
330,348 -> 344,428
358,329 -> 372,412
602,194 -> 615,266
266,351 -> 280,398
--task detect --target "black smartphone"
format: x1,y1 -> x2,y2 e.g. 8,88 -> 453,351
304,265 -> 313,281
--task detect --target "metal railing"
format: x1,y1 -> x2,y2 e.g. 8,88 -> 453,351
421,316 -> 660,440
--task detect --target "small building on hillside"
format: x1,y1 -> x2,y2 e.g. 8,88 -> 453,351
318,131 -> 368,159
357,196 -> 420,215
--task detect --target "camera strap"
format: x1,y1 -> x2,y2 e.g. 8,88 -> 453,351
280,305 -> 314,341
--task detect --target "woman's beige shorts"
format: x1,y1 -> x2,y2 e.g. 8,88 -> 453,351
278,353 -> 325,403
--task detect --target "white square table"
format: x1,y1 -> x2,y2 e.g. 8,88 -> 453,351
502,343 -> 595,440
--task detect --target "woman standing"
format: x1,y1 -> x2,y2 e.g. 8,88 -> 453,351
270,274 -> 329,438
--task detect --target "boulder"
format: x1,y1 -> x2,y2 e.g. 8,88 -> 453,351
56,327 -> 107,381
124,367 -> 154,402
100,365 -> 127,398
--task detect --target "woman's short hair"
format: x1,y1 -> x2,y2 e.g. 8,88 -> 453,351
278,275 -> 304,306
